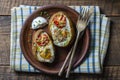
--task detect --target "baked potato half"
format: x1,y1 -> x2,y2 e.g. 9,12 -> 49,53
32,30 -> 55,63
49,11 -> 75,47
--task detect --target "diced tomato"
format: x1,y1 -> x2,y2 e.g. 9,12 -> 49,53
37,42 -> 41,46
60,15 -> 64,20
36,33 -> 49,46
59,26 -> 63,28
53,14 -> 66,28
38,34 -> 40,38
54,20 -> 59,25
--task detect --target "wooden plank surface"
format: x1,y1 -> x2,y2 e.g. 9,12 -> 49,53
0,16 -> 10,66
104,17 -> 120,65
0,16 -> 120,79
0,0 -> 120,79
0,0 -> 119,16
0,66 -> 120,80
0,16 -> 120,66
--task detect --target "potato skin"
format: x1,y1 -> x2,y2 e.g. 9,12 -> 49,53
48,11 -> 75,47
32,30 -> 43,59
32,29 -> 55,61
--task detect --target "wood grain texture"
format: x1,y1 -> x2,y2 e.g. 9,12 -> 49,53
0,0 -> 120,79
0,34 -> 10,66
0,16 -> 120,79
0,16 -> 11,34
0,66 -> 120,80
0,16 -> 10,66
0,0 -> 119,16
0,16 -> 120,66
104,17 -> 120,65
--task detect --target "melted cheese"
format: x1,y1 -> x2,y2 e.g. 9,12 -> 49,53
36,32 -> 55,63
50,18 -> 72,47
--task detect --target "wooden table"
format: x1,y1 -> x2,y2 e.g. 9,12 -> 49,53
0,0 -> 120,79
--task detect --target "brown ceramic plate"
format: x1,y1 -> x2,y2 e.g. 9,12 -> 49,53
20,4 -> 89,74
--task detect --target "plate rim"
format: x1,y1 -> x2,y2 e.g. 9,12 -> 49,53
20,4 -> 90,74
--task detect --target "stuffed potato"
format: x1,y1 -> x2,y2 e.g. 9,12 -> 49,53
32,30 -> 55,63
49,11 -> 75,47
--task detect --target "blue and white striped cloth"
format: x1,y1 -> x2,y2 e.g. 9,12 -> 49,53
10,5 -> 110,73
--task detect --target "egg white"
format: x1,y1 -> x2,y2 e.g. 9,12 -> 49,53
50,17 -> 72,47
36,33 -> 55,63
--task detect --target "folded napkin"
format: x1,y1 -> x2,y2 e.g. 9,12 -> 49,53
10,5 -> 110,73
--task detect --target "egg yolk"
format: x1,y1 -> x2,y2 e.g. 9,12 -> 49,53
40,49 -> 52,59
53,14 -> 66,28
36,33 -> 49,46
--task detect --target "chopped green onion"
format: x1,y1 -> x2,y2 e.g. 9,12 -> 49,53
46,14 -> 49,16
33,43 -> 36,46
38,20 -> 41,23
40,12 -> 43,16
34,24 -> 36,27
47,16 -> 50,19
29,34 -> 32,36
44,11 -> 47,14
35,21 -> 38,23
28,39 -> 30,41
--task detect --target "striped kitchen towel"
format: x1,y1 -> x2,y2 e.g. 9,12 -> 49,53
10,5 -> 110,73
